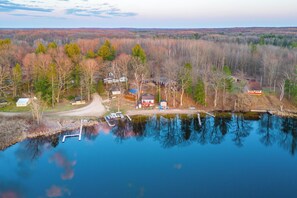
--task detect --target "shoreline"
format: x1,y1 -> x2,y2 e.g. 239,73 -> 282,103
1,108 -> 297,151
126,108 -> 297,118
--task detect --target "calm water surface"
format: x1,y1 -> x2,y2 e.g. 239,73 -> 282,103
1,114 -> 297,198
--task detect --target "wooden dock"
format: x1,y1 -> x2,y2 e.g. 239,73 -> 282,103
62,119 -> 83,143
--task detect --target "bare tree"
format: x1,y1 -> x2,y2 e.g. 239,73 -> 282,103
53,47 -> 72,103
81,58 -> 99,101
208,70 -> 224,108
130,57 -> 148,104
30,96 -> 46,125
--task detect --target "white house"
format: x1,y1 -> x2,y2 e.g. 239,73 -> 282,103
16,98 -> 31,107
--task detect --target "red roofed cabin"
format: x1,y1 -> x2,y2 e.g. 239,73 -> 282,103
141,94 -> 155,107
245,80 -> 262,95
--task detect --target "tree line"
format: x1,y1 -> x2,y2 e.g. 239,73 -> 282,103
1,36 -> 297,108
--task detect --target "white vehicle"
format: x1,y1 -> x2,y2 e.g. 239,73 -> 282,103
112,79 -> 119,83
119,77 -> 128,82
104,78 -> 113,84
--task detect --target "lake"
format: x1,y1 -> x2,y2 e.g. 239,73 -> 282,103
1,113 -> 297,198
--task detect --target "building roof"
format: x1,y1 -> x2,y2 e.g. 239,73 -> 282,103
128,89 -> 138,94
142,94 -> 154,100
247,81 -> 262,91
16,98 -> 30,104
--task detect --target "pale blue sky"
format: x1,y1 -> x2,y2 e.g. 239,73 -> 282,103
0,0 -> 296,28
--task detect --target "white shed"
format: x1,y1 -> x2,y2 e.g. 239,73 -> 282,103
16,98 -> 31,107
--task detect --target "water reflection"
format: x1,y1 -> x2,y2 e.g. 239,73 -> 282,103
110,114 -> 297,155
46,185 -> 71,197
49,151 -> 76,180
0,180 -> 26,198
231,114 -> 251,147
280,117 -> 297,155
1,113 -> 297,157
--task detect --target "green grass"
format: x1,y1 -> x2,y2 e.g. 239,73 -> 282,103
0,103 -> 30,112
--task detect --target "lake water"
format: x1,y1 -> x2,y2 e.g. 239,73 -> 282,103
1,114 -> 297,198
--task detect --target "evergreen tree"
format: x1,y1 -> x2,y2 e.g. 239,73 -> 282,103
194,78 -> 205,105
98,40 -> 115,61
34,75 -> 52,103
35,43 -> 46,54
86,50 -> 96,59
97,80 -> 105,95
178,63 -> 193,106
132,44 -> 146,64
64,43 -> 81,60
47,42 -> 58,49
223,65 -> 233,92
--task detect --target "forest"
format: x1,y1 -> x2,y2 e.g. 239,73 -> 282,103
1,28 -> 297,111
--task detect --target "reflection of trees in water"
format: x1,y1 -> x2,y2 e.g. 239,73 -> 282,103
13,134 -> 59,179
23,135 -> 60,160
84,125 -> 99,141
258,114 -> 277,146
111,114 -> 236,148
209,116 -> 231,144
231,114 -> 251,147
279,117 -> 297,155
110,114 -> 297,155
113,119 -> 138,142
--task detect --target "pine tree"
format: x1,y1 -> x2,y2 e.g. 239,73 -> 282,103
194,78 -> 205,105
132,44 -> 146,64
35,43 -> 46,54
98,40 -> 115,61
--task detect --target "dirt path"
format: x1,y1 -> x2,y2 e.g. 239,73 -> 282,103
51,93 -> 106,117
0,112 -> 28,117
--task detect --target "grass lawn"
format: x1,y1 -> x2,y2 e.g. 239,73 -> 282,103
0,103 -> 30,112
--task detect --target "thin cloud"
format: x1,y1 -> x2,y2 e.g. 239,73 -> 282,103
0,0 -> 137,19
65,4 -> 137,18
0,0 -> 53,12
9,13 -> 66,19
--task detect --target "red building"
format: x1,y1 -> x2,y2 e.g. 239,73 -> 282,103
141,94 -> 155,107
245,80 -> 262,95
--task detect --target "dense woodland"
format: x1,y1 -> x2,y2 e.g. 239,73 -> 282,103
1,28 -> 297,109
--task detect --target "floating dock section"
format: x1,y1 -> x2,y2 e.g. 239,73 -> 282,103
126,114 -> 132,121
197,113 -> 202,126
204,111 -> 215,117
104,116 -> 115,127
62,119 -> 83,143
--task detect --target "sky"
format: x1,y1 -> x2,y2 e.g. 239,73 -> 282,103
0,0 -> 296,28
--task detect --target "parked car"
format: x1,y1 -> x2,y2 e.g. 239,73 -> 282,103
119,77 -> 128,82
104,78 -> 113,84
112,79 -> 119,83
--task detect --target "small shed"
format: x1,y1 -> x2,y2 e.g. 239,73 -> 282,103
109,87 -> 121,99
245,80 -> 262,95
16,98 -> 31,107
141,94 -> 155,107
